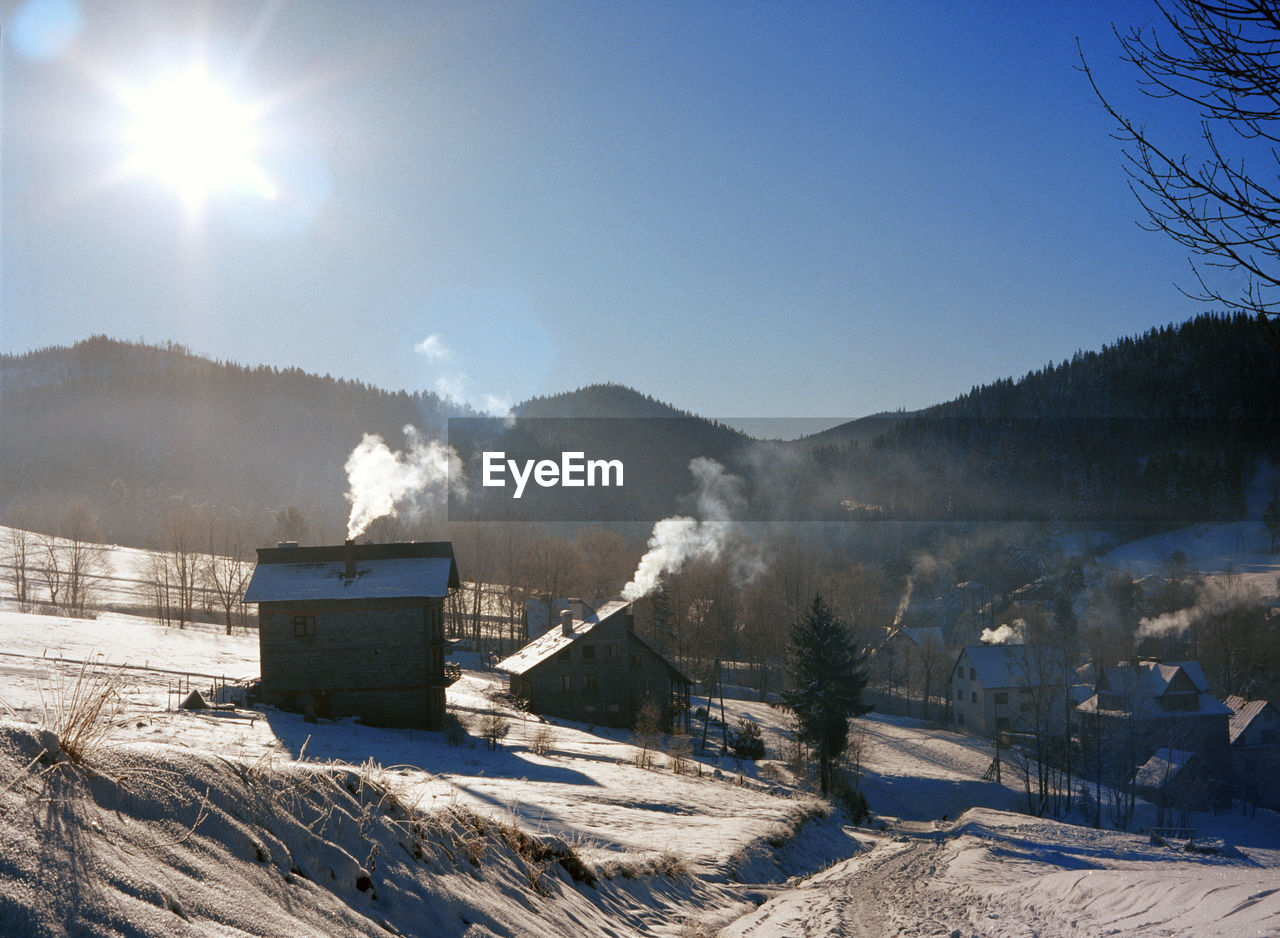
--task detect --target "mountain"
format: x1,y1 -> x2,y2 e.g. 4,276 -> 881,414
2,314 -> 1277,546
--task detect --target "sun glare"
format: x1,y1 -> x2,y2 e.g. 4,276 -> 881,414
122,67 -> 276,208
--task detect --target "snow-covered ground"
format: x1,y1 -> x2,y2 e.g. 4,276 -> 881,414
1,532 -> 1279,935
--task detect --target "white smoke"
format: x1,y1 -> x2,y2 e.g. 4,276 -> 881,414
980,620 -> 1025,645
343,425 -> 464,540
621,457 -> 748,601
1137,577 -> 1259,641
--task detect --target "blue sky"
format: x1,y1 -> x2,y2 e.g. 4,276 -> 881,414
1,1 -> 1208,420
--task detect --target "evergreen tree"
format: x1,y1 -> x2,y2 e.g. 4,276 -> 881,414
782,594 -> 872,795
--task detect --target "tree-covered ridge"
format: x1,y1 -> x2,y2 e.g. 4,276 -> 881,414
839,313 -> 1279,524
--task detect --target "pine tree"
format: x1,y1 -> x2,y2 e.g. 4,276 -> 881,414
781,594 -> 872,795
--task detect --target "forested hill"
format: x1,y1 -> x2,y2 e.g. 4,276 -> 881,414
0,337 -> 472,546
812,313 -> 1280,525
2,316 -> 1276,546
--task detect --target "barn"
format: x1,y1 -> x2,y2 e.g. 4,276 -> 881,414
243,540 -> 460,729
496,599 -> 692,730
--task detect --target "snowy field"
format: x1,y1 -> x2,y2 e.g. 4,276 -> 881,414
1,531 -> 1279,935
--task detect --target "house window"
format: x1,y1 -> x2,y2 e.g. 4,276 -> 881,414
970,668 -> 976,680
582,645 -> 596,661
629,654 -> 642,669
558,649 -> 570,662
957,689 -> 963,700
957,713 -> 965,725
994,692 -> 1008,705
971,692 -> 977,703
560,675 -> 572,693
606,643 -> 619,659
1020,702 -> 1032,713
607,703 -> 620,714
293,615 -> 316,637
997,717 -> 1010,731
584,673 -> 597,694
584,704 -> 597,715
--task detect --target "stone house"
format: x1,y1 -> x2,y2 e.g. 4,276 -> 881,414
497,599 -> 692,730
243,540 -> 460,729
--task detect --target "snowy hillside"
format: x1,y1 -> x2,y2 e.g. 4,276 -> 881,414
1,598 -> 1278,936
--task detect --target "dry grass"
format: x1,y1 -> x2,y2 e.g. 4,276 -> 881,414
39,659 -> 126,764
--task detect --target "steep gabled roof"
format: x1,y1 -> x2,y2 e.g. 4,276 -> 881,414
1133,747 -> 1202,789
1076,660 -> 1232,717
243,541 -> 460,603
496,600 -> 693,684
496,600 -> 630,676
1224,695 -> 1279,745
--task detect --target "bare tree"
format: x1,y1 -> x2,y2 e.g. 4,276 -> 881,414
4,525 -> 37,613
1081,0 -> 1280,351
202,516 -> 253,634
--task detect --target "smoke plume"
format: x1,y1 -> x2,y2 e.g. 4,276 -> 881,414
1136,577 -> 1258,641
980,620 -> 1025,645
621,457 -> 748,601
343,425 -> 463,540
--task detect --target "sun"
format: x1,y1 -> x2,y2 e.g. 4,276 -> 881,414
120,66 -> 276,209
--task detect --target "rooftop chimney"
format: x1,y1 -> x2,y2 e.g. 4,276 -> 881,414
568,597 -> 589,621
560,608 -> 574,637
344,539 -> 356,579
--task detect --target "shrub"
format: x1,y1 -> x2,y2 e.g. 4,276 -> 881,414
528,722 -> 555,756
728,718 -> 766,761
41,660 -> 125,764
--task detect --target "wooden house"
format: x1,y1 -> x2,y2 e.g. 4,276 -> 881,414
243,540 -> 460,729
1224,695 -> 1280,809
1075,660 -> 1231,780
496,599 -> 692,730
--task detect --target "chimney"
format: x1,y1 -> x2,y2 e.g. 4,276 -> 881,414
560,608 -> 574,637
568,597 -> 588,621
344,539 -> 356,579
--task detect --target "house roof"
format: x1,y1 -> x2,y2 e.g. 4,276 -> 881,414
954,644 -> 1036,689
243,541 -> 460,603
1224,695 -> 1278,745
496,600 -> 629,675
886,626 -> 945,650
1075,660 -> 1233,717
496,600 -> 693,684
1133,747 -> 1201,788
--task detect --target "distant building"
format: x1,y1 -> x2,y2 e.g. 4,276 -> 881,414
876,626 -> 947,719
1076,660 -> 1231,780
243,540 -> 460,729
497,599 -> 692,730
1224,695 -> 1280,809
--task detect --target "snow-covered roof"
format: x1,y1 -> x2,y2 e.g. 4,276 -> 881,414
955,644 -> 1036,689
891,626 -> 945,649
243,542 -> 459,603
1224,695 -> 1278,745
1133,747 -> 1201,789
496,600 -> 630,676
1075,660 -> 1233,717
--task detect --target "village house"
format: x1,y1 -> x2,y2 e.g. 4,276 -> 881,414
1075,660 -> 1231,782
243,540 -> 460,730
497,599 -> 692,730
1224,695 -> 1280,809
950,642 -> 1072,741
1132,747 -> 1220,819
875,626 -> 947,719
